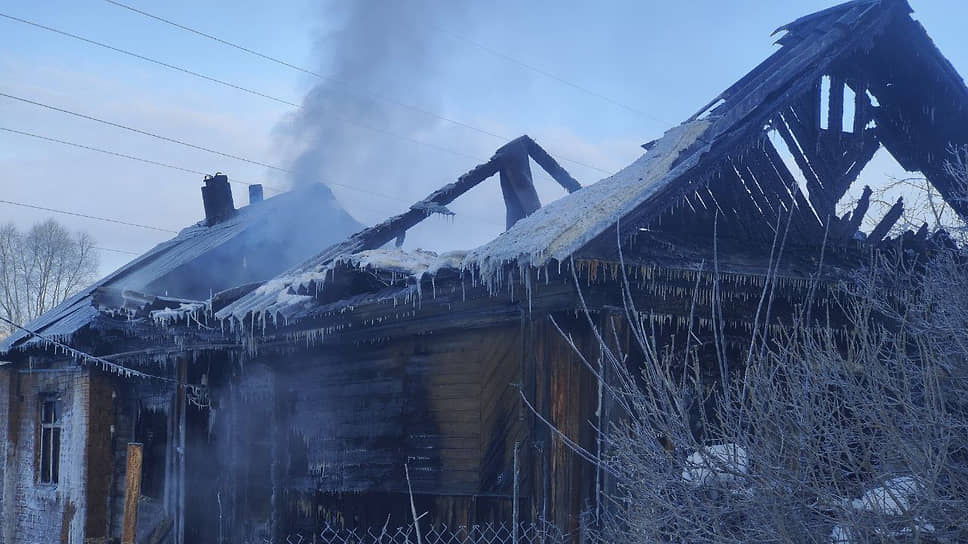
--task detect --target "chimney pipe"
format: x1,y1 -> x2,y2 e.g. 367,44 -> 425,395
248,184 -> 264,204
201,173 -> 236,226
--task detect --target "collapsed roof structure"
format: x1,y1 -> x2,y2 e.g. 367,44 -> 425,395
1,1 -> 966,542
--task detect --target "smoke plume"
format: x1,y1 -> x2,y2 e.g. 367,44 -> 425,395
278,0 -> 470,208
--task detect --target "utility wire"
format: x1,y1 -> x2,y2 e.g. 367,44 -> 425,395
0,125 -> 236,182
0,11 -> 610,176
103,0 -> 506,141
432,25 -> 670,127
0,125 -> 506,229
95,246 -> 141,255
0,92 -> 445,206
100,0 -> 613,175
0,91 -> 285,173
0,198 -> 177,233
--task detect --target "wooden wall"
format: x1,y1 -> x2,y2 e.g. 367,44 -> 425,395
216,323 -> 533,536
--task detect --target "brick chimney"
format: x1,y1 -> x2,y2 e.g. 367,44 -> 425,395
201,173 -> 236,226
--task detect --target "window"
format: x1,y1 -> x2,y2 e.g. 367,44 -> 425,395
40,399 -> 61,484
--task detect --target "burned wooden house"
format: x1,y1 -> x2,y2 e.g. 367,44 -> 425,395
0,180 -> 361,543
2,0 -> 967,542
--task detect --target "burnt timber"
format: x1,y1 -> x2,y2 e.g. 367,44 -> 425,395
2,1 -> 968,542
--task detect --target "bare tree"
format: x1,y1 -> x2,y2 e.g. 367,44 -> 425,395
563,241 -> 968,543
837,145 -> 968,241
0,219 -> 99,337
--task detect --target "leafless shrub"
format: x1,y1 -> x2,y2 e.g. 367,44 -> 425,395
838,144 -> 968,241
572,241 -> 968,543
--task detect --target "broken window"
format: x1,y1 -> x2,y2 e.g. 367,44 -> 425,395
40,398 -> 61,484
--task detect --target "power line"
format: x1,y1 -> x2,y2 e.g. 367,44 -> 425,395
103,0 -> 507,141
432,25 -> 671,127
0,92 -> 438,205
0,120 -> 482,224
0,126 -> 293,198
0,198 -> 177,233
0,11 -> 610,177
0,91 -> 285,173
0,125 -> 507,229
0,125 -> 226,181
100,0 -> 614,176
95,246 -> 141,255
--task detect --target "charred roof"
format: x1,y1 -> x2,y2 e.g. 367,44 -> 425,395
217,0 -> 968,327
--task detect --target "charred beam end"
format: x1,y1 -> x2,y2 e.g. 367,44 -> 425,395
498,138 -> 540,230
522,137 -> 583,193
840,184 -> 872,239
869,196 -> 904,243
322,156 -> 503,257
915,222 -> 929,241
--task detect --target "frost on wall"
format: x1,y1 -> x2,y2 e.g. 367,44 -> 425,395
0,366 -> 89,544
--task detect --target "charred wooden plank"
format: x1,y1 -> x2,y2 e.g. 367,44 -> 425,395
775,110 -> 830,217
839,185 -> 872,240
497,137 -> 541,229
869,197 -> 904,243
761,137 -> 825,239
525,137 -> 582,193
827,74 -> 846,140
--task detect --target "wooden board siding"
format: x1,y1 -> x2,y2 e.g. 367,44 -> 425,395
528,315 -> 601,534
478,323 -> 525,497
272,331 -> 484,496
84,371 -> 114,539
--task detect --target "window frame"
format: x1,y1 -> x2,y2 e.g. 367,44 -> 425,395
39,397 -> 61,485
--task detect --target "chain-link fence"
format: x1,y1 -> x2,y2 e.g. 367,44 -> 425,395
271,521 -> 569,544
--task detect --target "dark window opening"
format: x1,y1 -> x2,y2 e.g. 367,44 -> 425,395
135,408 -> 168,499
40,399 -> 61,484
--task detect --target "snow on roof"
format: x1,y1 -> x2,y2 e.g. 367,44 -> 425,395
1,184 -> 359,353
218,247 -> 466,323
465,119 -> 711,283
150,301 -> 207,327
348,248 -> 466,278
211,0 -> 931,324
214,121 -> 711,323
1,218 -> 255,352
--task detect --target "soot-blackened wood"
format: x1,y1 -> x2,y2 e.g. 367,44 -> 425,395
779,76 -> 879,220
777,109 -> 828,216
839,185 -> 872,240
524,137 -> 582,193
498,137 -> 541,230
869,197 -> 904,243
857,13 -> 968,220
852,79 -> 870,134
761,137 -> 826,240
341,156 -> 502,255
262,330 -> 488,497
828,74 -> 846,140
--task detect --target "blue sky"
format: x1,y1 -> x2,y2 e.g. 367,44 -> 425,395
1,0 -> 966,275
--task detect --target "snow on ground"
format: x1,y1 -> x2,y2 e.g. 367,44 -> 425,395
850,476 -> 920,515
681,443 -> 748,486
